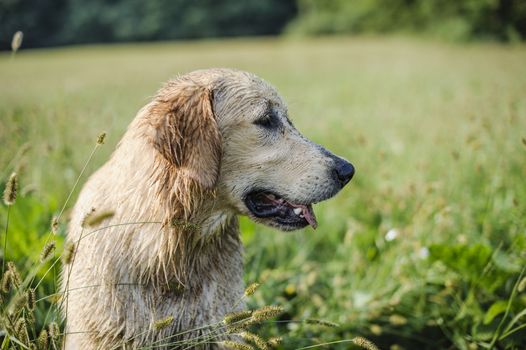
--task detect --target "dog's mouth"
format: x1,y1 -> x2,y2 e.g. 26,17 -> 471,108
244,190 -> 318,230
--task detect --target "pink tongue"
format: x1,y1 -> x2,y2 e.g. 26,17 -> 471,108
300,205 -> 318,229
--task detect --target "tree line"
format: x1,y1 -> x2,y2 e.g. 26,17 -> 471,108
1,0 -> 525,50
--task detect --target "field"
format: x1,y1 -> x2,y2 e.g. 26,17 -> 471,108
1,37 -> 526,349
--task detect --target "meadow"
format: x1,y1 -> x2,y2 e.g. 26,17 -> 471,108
1,36 -> 525,349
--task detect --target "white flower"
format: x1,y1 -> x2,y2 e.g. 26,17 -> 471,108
385,228 -> 399,241
417,247 -> 430,259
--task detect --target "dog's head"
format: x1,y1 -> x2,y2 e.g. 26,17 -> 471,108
149,69 -> 354,231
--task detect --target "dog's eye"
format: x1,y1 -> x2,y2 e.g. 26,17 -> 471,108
254,114 -> 277,129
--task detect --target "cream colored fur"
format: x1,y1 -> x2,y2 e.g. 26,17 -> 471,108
61,69 -> 349,349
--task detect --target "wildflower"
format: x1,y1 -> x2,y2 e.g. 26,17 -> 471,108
223,310 -> 252,325
284,284 -> 296,296
62,242 -> 76,264
153,315 -> 174,330
385,228 -> 398,241
221,341 -> 254,350
351,336 -> 379,350
251,305 -> 283,323
83,210 -> 114,228
417,247 -> 430,259
97,132 -> 106,145
244,282 -> 260,297
11,31 -> 23,53
40,241 -> 56,262
3,172 -> 18,206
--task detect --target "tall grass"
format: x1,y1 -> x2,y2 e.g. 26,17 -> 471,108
1,36 -> 525,349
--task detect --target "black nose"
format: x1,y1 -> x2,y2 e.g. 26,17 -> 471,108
332,158 -> 355,187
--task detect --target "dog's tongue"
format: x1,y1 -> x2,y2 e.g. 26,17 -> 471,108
300,204 -> 318,229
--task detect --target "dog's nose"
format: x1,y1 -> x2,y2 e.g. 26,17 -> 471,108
333,158 -> 355,187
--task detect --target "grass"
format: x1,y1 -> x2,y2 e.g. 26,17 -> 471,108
1,36 -> 526,349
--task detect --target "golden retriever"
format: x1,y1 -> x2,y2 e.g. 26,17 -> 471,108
61,68 -> 354,349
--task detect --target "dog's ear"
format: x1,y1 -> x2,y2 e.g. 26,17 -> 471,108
152,83 -> 221,189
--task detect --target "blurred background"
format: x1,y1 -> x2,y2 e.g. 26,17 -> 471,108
1,1 -> 526,350
1,0 -> 526,49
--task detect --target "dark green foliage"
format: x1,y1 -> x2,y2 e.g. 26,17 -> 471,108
3,0 -> 526,49
289,0 -> 526,41
0,0 -> 68,48
0,0 -> 297,49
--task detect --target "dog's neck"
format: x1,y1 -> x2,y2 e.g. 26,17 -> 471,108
106,130 -> 242,290
199,211 -> 233,238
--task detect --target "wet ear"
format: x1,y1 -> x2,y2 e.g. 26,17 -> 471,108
152,84 -> 221,189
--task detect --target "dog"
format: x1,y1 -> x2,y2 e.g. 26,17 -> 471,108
61,68 -> 354,349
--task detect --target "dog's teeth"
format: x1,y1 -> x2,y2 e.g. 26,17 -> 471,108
267,194 -> 275,200
293,208 -> 302,215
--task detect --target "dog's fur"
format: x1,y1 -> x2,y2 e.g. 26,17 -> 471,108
61,69 -> 353,349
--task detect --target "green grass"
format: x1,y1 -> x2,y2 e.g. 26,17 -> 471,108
1,36 -> 526,349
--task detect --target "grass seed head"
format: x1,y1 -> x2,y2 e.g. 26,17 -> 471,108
153,315 -> 174,330
27,288 -> 36,310
26,311 -> 35,325
251,305 -> 283,323
12,292 -> 29,312
221,341 -> 254,350
226,325 -> 248,334
351,336 -> 380,350
244,282 -> 260,297
62,242 -> 76,264
223,310 -> 253,325
240,331 -> 269,350
389,314 -> 407,326
14,317 -> 29,343
305,319 -> 340,328
7,261 -> 22,287
83,210 -> 114,228
40,241 -> 56,262
518,276 -> 526,292
51,216 -> 59,234
2,270 -> 13,293
11,31 -> 23,53
3,172 -> 18,206
48,322 -> 59,339
97,132 -> 107,145
267,337 -> 282,348
48,293 -> 62,303
37,329 -> 49,349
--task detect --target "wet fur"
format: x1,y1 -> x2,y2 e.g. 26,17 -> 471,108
61,69 -> 348,349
